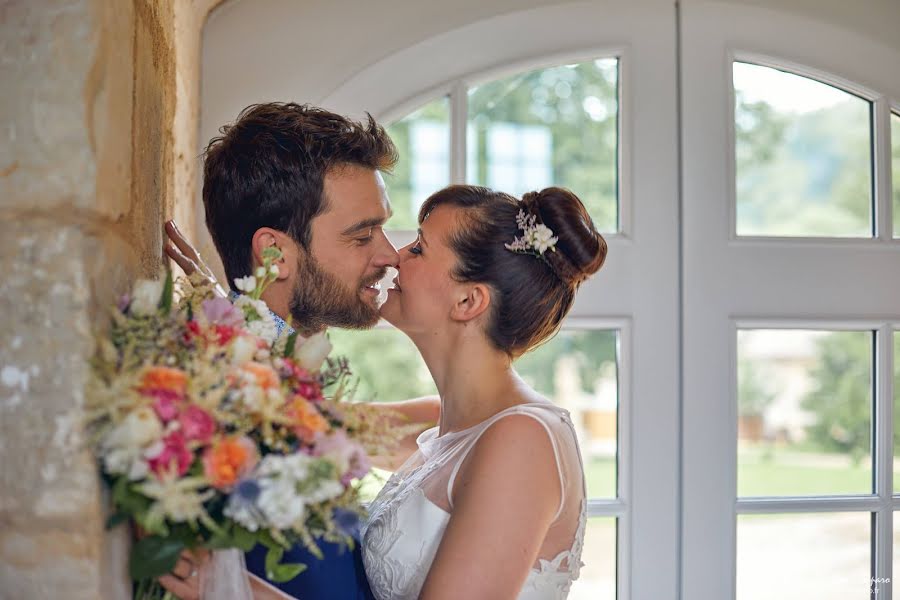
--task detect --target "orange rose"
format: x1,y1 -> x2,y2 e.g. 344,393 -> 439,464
202,436 -> 258,489
241,362 -> 280,390
285,396 -> 329,443
140,366 -> 188,397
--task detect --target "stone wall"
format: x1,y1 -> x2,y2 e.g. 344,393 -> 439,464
0,0 -> 208,596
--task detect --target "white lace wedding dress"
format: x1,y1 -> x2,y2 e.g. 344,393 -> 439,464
362,401 -> 586,600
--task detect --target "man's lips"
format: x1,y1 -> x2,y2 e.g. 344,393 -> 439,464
361,270 -> 388,295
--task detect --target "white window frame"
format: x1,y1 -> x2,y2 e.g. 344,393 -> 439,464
323,3 -> 681,599
376,49 -> 631,242
681,2 -> 900,599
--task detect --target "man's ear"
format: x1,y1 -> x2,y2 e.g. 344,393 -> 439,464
450,283 -> 492,323
251,228 -> 295,281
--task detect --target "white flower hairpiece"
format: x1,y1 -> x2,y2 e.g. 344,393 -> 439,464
504,210 -> 558,256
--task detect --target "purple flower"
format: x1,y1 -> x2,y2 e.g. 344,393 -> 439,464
117,293 -> 131,312
332,507 -> 361,537
235,478 -> 261,502
202,297 -> 245,328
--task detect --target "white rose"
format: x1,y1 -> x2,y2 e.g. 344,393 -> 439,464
294,332 -> 332,371
130,279 -> 165,316
109,406 -> 163,448
100,406 -> 162,480
231,336 -> 256,364
103,446 -> 150,480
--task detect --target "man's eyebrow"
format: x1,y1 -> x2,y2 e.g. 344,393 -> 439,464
417,228 -> 428,246
341,216 -> 387,236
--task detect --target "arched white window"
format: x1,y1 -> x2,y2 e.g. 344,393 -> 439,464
319,5 -> 683,599
334,55 -> 627,600
681,3 -> 900,599
201,1 -> 900,598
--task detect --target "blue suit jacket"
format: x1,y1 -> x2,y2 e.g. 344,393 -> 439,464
234,295 -> 375,599
245,533 -> 374,600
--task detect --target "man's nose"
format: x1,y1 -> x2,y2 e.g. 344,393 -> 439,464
373,231 -> 400,268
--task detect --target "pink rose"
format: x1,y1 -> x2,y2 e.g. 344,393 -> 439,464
297,381 -> 323,403
202,297 -> 245,328
147,432 -> 193,477
179,405 -> 216,444
313,431 -> 371,484
151,393 -> 180,423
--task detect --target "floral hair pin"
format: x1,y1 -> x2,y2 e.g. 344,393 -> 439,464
504,209 -> 558,256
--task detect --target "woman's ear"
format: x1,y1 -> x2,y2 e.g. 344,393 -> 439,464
450,283 -> 492,323
250,228 -> 294,281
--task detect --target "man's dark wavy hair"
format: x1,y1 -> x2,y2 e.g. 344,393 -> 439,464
202,102 -> 398,291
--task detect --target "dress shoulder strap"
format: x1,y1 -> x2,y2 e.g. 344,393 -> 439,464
444,403 -> 568,521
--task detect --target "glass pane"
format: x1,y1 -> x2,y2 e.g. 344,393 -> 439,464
893,113 -> 900,237
893,331 -> 900,492
467,58 -> 619,232
329,327 -> 437,402
385,97 -> 451,230
737,512 -> 870,599
733,62 -> 872,237
330,327 -> 436,499
332,328 -> 617,499
737,329 -> 873,497
893,513 -> 900,593
569,517 -> 617,600
515,330 -> 619,499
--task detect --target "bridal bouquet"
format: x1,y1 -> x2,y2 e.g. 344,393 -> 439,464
86,248 -> 397,598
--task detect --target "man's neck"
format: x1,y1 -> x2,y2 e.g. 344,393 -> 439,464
258,286 -> 325,337
260,287 -> 290,323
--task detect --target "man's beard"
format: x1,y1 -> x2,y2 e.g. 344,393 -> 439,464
288,253 -> 385,335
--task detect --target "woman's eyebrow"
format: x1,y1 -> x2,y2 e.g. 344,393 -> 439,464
417,228 -> 428,246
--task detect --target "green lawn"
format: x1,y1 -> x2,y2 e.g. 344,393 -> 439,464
738,448 -> 900,497
356,451 -> 900,504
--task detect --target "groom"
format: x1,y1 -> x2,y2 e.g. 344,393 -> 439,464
162,103 -> 438,599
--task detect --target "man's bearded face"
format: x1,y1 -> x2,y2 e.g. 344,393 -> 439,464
288,251 -> 385,334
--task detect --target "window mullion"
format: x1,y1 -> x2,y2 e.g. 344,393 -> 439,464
876,325 -> 894,596
875,97 -> 893,240
449,81 -> 468,184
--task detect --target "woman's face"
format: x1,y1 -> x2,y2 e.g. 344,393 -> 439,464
379,205 -> 468,336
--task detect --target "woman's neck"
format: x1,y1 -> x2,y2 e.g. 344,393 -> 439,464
412,327 -> 526,435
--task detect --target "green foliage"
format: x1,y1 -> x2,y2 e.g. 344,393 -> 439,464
385,99 -> 450,230
800,332 -> 875,463
735,86 -> 871,236
330,327 -> 616,405
384,59 -> 619,232
130,536 -> 185,580
263,543 -> 307,583
737,342 -> 776,417
514,330 -> 617,396
328,328 -> 436,402
468,60 -> 618,231
159,268 -> 174,314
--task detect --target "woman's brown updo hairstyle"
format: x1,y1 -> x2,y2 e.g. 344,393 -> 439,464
418,185 -> 607,358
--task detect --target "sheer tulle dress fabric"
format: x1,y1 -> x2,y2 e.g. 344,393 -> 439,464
362,402 -> 586,600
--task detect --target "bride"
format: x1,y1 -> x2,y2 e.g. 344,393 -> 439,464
362,185 -> 605,600
165,184 -> 606,599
